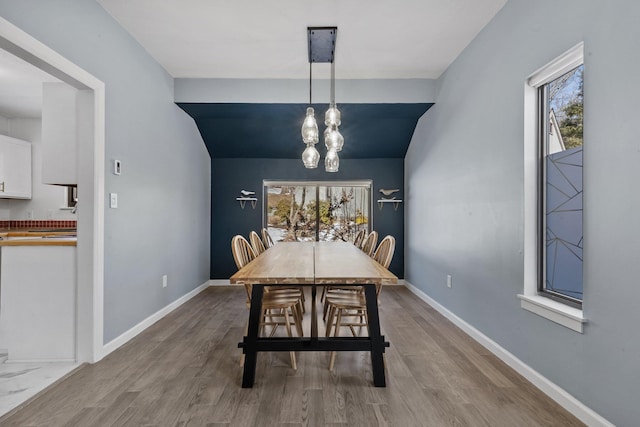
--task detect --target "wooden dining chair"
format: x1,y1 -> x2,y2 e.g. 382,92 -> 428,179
249,230 -> 266,255
360,230 -> 378,256
232,234 -> 256,270
231,235 -> 303,369
324,235 -> 395,371
353,229 -> 367,248
373,235 -> 396,269
261,228 -> 274,249
255,229 -> 306,311
321,231 -> 377,314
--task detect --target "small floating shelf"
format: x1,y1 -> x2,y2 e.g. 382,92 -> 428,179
237,197 -> 258,209
377,199 -> 403,211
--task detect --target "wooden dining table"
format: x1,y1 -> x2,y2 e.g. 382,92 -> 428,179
230,241 -> 397,388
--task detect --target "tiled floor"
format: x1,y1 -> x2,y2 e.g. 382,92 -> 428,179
0,355 -> 78,417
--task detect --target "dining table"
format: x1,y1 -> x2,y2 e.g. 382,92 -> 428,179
230,240 -> 397,388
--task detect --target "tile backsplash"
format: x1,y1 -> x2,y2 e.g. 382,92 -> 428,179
0,220 -> 77,229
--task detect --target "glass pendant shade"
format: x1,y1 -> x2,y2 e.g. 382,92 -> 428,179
302,143 -> 320,168
301,107 -> 319,144
324,104 -> 341,127
325,148 -> 339,172
324,125 -> 344,152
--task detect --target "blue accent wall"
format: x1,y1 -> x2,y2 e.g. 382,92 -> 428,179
212,158 -> 404,279
178,103 -> 433,159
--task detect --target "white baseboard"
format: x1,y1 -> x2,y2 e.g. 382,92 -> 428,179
403,281 -> 613,427
101,280 -> 211,358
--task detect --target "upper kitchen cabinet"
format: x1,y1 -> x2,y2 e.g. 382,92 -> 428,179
41,82 -> 78,186
0,135 -> 32,199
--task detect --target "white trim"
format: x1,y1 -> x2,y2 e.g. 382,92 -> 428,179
0,17 -> 105,364
209,279 -> 239,286
527,42 -> 584,88
263,179 -> 372,187
403,281 -> 613,427
3,358 -> 77,364
101,281 -> 211,357
518,294 -> 586,333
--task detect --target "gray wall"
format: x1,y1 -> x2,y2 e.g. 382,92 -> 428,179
212,158 -> 404,279
0,1 -> 211,343
405,1 -> 640,425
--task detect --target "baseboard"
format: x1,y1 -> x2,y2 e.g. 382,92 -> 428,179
101,280 -> 211,358
403,280 -> 613,427
4,358 -> 76,364
209,279 -> 239,286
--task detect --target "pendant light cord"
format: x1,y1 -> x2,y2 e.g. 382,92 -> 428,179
309,62 -> 312,105
331,60 -> 335,105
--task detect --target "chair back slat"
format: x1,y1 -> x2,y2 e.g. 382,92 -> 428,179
361,231 -> 378,256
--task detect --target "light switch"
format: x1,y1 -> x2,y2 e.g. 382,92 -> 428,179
109,193 -> 118,208
113,159 -> 121,175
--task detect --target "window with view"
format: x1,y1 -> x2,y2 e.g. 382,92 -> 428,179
538,63 -> 584,306
263,181 -> 371,243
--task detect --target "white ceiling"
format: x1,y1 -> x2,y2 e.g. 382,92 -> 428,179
97,0 -> 508,79
0,1 -> 507,119
0,49 -> 60,119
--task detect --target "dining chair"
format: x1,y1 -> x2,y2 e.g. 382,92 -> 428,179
353,229 -> 366,248
320,232 -> 376,314
254,229 -> 306,311
231,235 -> 303,369
360,230 -> 378,256
324,235 -> 395,370
249,230 -> 266,255
372,235 -> 396,269
261,228 -> 274,249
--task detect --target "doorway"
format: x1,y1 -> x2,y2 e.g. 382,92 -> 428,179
0,17 -> 105,363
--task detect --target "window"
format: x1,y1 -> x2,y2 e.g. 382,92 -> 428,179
520,43 -> 586,332
263,180 -> 371,243
539,63 -> 584,307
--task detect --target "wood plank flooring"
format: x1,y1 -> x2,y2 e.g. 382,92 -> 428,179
0,286 -> 584,426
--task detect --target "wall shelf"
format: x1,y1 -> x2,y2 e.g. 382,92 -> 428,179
377,199 -> 402,211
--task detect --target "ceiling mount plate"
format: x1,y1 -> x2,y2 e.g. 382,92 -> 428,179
308,27 -> 337,63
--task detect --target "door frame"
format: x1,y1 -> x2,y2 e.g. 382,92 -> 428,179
0,17 -> 106,363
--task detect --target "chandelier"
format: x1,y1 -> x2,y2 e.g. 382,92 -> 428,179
301,27 -> 343,172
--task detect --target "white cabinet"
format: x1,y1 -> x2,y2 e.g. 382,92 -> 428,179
41,82 -> 78,186
0,135 -> 32,199
0,245 -> 77,361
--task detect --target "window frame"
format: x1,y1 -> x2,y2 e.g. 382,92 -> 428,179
519,42 -> 587,332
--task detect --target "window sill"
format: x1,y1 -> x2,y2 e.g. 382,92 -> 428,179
518,294 -> 586,333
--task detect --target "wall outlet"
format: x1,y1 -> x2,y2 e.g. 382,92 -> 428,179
26,210 -> 34,220
446,274 -> 452,288
109,193 -> 118,209
162,274 -> 168,288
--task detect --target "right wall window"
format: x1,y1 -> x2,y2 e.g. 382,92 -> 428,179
520,42 -> 586,332
539,63 -> 584,307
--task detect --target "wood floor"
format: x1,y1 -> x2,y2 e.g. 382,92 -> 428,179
0,286 -> 583,426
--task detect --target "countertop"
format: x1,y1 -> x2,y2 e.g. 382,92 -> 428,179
0,230 -> 77,247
